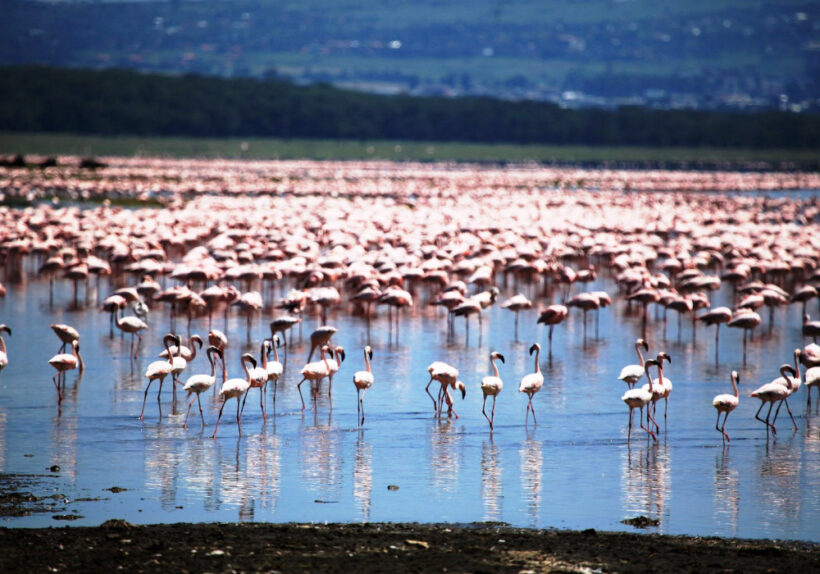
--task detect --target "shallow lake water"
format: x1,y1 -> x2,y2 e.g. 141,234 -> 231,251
1,258 -> 820,542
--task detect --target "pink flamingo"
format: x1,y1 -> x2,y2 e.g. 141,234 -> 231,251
519,343 -> 544,424
480,351 -> 504,430
352,345 -> 374,425
712,370 -> 740,443
212,353 -> 256,438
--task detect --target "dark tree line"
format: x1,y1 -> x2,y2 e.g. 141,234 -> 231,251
1,66 -> 818,148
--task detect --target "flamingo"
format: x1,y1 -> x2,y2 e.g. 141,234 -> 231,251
114,308 -> 148,358
805,365 -> 820,412
307,325 -> 336,361
728,310 -> 761,363
771,349 -> 802,431
749,365 -> 797,434
297,344 -> 333,411
208,329 -> 228,387
519,343 -> 544,424
537,304 -> 568,357
712,370 -> 740,443
140,334 -> 178,420
617,338 -> 649,389
480,351 -> 504,430
212,353 -> 256,438
0,324 -> 11,373
698,306 -> 732,362
439,377 -> 467,418
501,294 -> 531,339
803,313 -> 820,343
50,323 -> 80,354
426,361 -> 458,414
266,334 -> 284,409
240,339 -> 271,421
182,346 -> 222,428
352,345 -> 374,425
641,352 -> 672,432
324,345 -> 346,397
621,358 -> 658,441
48,339 -> 83,403
159,334 -> 203,362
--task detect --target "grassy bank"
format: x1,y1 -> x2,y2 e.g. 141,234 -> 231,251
2,132 -> 819,168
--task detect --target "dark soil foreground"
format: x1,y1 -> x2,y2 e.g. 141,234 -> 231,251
1,521 -> 818,573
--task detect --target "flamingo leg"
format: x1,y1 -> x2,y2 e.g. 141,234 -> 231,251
140,379 -> 155,420
424,377 -> 438,413
491,395 -> 497,430
359,389 -> 366,425
212,400 -> 227,438
197,393 -> 206,427
52,373 -> 63,403
183,393 -> 196,428
772,397 -> 798,431
482,394 -> 492,429
627,406 -> 633,440
297,378 -> 307,411
765,402 -> 777,434
235,398 -> 243,435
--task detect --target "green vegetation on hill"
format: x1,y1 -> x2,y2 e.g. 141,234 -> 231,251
1,66 -> 819,151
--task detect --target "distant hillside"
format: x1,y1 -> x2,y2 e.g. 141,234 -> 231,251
3,0 -> 819,112
2,66 -> 819,149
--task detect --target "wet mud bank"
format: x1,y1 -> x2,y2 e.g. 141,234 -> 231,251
1,521 -> 818,573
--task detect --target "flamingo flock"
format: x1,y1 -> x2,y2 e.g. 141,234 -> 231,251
0,156 -> 818,442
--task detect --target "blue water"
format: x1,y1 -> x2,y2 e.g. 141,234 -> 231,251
0,273 -> 819,542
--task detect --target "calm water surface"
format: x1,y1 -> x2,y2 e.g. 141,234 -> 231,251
1,271 -> 819,542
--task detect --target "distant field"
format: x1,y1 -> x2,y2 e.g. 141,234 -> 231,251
1,132 -> 819,169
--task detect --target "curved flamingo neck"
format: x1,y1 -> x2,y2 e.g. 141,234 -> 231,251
0,334 -> 6,355
364,350 -> 372,373
260,340 -> 269,369
163,338 -> 174,365
207,349 -> 218,377
272,337 -> 280,363
793,351 -> 802,382
241,356 -> 253,379
533,347 -> 541,374
188,337 -> 199,361
730,373 -> 738,397
491,357 -> 499,378
644,362 -> 655,392
636,343 -> 646,367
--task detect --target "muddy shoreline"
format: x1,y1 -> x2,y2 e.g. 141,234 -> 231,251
1,521 -> 818,573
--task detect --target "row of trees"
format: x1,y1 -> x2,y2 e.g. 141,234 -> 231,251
2,66 -> 819,148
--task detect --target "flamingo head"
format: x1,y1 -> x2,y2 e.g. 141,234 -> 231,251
529,343 -> 540,356
456,381 -> 466,399
637,338 -> 648,352
492,351 -> 505,363
657,352 -> 671,365
335,346 -> 346,364
0,324 -> 11,336
364,345 -> 373,361
191,334 -> 204,349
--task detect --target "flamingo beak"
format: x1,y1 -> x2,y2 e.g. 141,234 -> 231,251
497,353 -> 505,363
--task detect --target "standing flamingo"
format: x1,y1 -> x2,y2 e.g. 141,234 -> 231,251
212,353 -> 256,438
208,329 -> 228,388
114,309 -> 148,358
240,339 -> 271,421
307,325 -> 337,361
266,334 -> 284,409
641,352 -> 672,432
0,324 -> 11,373
182,346 -> 222,428
621,358 -> 658,441
617,338 -> 649,389
501,294 -> 532,340
728,310 -> 761,364
537,304 -> 568,358
805,365 -> 820,413
297,344 -> 333,411
771,349 -> 802,431
140,334 -> 178,420
324,346 -> 346,397
48,339 -> 83,403
712,370 -> 740,443
480,351 -> 504,430
519,343 -> 544,424
426,361 -> 458,415
749,365 -> 797,435
698,306 -> 732,363
352,345 -> 374,425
